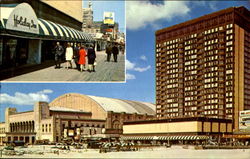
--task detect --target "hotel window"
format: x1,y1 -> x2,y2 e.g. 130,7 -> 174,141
42,124 -> 44,132
49,124 -> 51,132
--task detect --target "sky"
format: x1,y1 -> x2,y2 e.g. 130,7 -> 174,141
1,1 -> 250,122
83,0 -> 125,33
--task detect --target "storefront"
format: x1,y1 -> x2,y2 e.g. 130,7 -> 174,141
0,3 -> 94,74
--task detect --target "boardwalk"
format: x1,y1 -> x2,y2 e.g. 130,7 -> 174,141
3,51 -> 125,82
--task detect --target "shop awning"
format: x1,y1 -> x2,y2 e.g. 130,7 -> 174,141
120,135 -> 209,141
1,17 -> 94,42
0,3 -> 94,42
37,18 -> 93,42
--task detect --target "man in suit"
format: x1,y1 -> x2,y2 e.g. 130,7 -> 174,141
112,43 -> 119,62
54,42 -> 64,69
105,42 -> 112,62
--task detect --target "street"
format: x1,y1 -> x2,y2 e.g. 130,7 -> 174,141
1,145 -> 250,158
3,51 -> 125,82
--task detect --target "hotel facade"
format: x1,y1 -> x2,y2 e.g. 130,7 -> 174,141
122,7 -> 250,143
155,6 -> 250,132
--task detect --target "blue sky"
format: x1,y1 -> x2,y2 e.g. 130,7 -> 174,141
83,1 -> 125,33
1,1 -> 250,122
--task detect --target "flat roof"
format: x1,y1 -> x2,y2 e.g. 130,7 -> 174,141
124,117 -> 233,125
156,6 -> 248,36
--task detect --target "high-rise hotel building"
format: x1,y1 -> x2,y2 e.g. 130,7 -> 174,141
155,7 -> 250,131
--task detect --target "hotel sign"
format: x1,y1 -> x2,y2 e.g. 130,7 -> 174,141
103,12 -> 115,25
6,3 -> 39,34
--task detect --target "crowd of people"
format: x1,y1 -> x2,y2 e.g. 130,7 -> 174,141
53,41 -> 122,73
54,42 -> 96,72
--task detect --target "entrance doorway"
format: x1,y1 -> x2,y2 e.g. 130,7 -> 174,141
41,40 -> 56,62
25,136 -> 30,143
1,37 -> 29,69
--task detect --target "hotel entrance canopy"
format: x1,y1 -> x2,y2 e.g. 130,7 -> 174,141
0,3 -> 94,42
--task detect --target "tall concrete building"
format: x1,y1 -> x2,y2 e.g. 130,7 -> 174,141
155,7 -> 250,132
82,1 -> 94,30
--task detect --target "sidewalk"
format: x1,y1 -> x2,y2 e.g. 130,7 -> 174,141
3,51 -> 125,82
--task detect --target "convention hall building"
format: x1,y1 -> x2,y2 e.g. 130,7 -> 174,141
0,93 -> 155,145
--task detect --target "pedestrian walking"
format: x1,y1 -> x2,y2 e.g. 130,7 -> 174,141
87,44 -> 96,72
73,43 -> 81,70
65,43 -> 73,69
112,43 -> 119,62
105,43 -> 112,62
78,45 -> 87,72
54,42 -> 64,69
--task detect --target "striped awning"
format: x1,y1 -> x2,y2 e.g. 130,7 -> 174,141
38,18 -> 94,42
0,4 -> 93,42
121,135 -> 209,141
0,17 -> 94,42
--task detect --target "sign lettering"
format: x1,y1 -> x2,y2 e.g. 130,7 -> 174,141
13,14 -> 37,29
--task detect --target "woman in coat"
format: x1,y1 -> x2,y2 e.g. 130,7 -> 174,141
65,43 -> 73,69
78,45 -> 87,72
87,44 -> 96,72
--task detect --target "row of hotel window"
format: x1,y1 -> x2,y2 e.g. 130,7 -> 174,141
156,46 -> 233,58
158,52 -> 233,66
163,81 -> 233,89
156,23 -> 233,47
156,34 -> 233,53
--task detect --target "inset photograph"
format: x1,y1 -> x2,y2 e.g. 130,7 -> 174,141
0,0 -> 125,82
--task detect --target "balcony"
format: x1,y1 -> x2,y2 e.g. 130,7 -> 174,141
218,45 -> 225,50
178,45 -> 184,49
197,39 -> 204,44
219,28 -> 226,33
218,51 -> 225,55
197,33 -> 204,38
219,40 -> 226,44
197,45 -> 203,50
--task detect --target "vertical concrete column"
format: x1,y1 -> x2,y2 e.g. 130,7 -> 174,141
5,108 -> 17,133
106,111 -> 113,129
32,121 -> 35,132
28,122 -> 31,132
29,136 -> 32,144
17,123 -> 19,132
34,102 -> 49,140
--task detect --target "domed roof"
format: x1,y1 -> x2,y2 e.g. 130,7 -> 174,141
88,95 -> 155,115
49,93 -> 155,115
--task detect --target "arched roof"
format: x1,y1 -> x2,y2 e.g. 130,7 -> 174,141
88,95 -> 155,115
49,93 -> 155,116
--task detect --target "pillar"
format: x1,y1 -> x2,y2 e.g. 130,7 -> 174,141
29,136 -> 32,144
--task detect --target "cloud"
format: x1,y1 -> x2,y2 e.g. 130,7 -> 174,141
126,1 -> 190,30
126,59 -> 151,72
140,55 -> 147,61
38,89 -> 53,94
126,59 -> 136,70
134,65 -> 151,72
126,73 -> 136,80
0,89 -> 53,105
